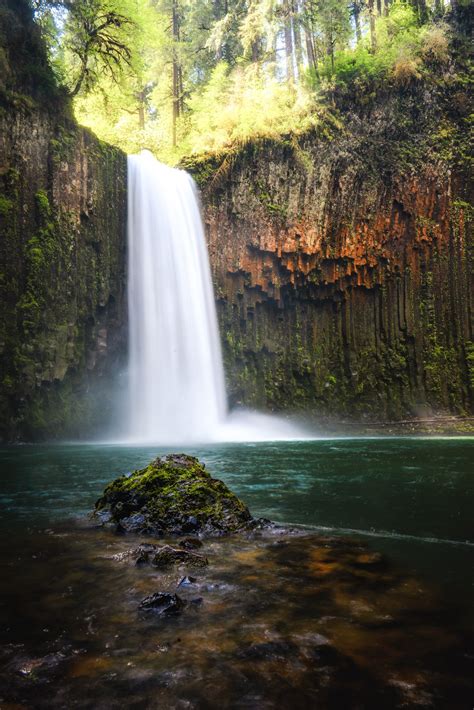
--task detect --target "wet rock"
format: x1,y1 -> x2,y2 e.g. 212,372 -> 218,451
139,592 -> 185,616
112,543 -> 158,564
133,543 -> 158,565
177,576 -> 197,588
182,515 -> 199,532
10,648 -> 71,680
94,510 -> 113,526
151,545 -> 208,569
189,597 -> 203,607
179,537 -> 203,550
238,641 -> 299,661
93,454 -> 253,536
119,513 -> 148,533
135,552 -> 150,566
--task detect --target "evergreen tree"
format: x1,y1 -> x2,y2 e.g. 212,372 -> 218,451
31,0 -> 455,159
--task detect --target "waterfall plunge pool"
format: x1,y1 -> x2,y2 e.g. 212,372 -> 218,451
0,437 -> 472,707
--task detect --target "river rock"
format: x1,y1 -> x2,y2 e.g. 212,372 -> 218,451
93,454 -> 252,536
179,537 -> 203,550
151,545 -> 208,569
139,592 -> 185,615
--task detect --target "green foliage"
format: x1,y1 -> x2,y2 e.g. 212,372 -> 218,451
184,62 -> 320,154
316,3 -> 443,91
466,342 -> 474,390
32,0 -> 463,161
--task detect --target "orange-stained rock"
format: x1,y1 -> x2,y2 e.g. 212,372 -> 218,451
196,121 -> 472,419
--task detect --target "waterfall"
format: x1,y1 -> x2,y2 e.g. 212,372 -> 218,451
127,150 -> 308,444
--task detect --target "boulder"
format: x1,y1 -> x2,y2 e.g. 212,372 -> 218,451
93,454 -> 252,536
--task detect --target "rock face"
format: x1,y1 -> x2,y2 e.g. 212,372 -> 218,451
190,80 -> 473,420
0,0 -> 127,440
94,454 -> 252,536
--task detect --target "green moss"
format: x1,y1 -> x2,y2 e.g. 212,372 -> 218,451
254,179 -> 288,218
0,195 -> 13,215
180,152 -> 227,188
290,136 -> 314,174
95,454 -> 252,535
35,189 -> 51,218
2,375 -> 14,391
2,91 -> 37,110
17,291 -> 40,311
50,127 -> 77,164
415,214 -> 440,236
465,342 -> 474,391
424,340 -> 462,409
452,198 -> 474,219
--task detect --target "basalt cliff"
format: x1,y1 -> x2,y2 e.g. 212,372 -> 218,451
0,0 -> 127,440
190,70 -> 472,421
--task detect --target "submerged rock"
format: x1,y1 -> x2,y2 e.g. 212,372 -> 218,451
151,545 -> 208,569
179,537 -> 203,550
134,543 -> 159,565
139,592 -> 185,616
93,454 -> 252,536
238,641 -> 299,661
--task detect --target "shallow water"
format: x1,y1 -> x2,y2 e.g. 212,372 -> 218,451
0,438 -> 472,708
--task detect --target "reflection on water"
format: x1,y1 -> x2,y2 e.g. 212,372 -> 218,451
0,439 -> 473,707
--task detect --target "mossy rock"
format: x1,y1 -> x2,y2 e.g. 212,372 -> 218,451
93,454 -> 253,536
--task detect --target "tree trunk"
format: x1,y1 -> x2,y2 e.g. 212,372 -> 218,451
353,2 -> 362,43
172,0 -> 180,148
284,1 -> 295,83
251,40 -> 260,62
178,63 -> 184,115
137,87 -> 146,130
292,4 -> 304,75
213,0 -> 225,19
368,0 -> 377,52
304,26 -> 317,73
418,0 -> 428,22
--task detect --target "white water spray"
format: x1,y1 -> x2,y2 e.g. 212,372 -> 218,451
127,150 -> 308,444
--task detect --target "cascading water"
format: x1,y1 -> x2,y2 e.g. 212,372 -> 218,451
128,150 -> 226,443
127,150 -> 308,444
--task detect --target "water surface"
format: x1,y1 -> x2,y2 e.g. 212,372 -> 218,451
0,438 -> 472,708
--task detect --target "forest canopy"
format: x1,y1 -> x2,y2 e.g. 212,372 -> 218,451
32,0 -> 464,162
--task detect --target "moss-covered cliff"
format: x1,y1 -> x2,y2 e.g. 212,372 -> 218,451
189,63 -> 472,420
0,0 -> 127,441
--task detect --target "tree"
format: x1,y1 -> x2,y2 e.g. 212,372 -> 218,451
34,0 -> 133,96
368,0 -> 377,51
351,0 -> 364,43
32,0 -> 451,160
